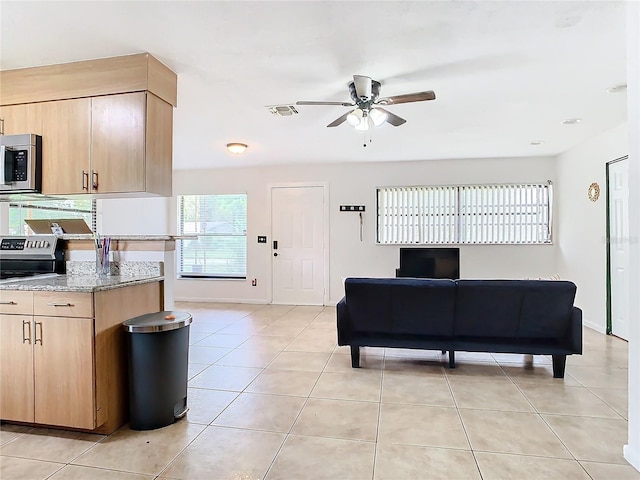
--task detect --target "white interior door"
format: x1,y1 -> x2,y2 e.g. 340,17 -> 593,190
271,186 -> 325,305
609,158 -> 630,340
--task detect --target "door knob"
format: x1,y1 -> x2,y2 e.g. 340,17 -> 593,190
274,253 -> 278,257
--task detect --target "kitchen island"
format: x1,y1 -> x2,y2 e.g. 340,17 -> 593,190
0,272 -> 164,434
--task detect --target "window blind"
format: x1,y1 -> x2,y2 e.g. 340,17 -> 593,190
377,182 -> 552,245
177,194 -> 247,278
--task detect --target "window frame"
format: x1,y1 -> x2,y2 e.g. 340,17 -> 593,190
376,182 -> 553,245
177,193 -> 248,280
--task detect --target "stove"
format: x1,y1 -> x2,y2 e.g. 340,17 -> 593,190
0,235 -> 65,280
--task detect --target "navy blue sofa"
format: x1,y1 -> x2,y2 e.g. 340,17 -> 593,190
336,278 -> 582,378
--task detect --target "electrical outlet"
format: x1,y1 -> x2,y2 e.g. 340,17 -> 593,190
251,278 -> 257,286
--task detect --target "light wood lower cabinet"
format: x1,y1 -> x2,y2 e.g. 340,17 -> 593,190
33,316 -> 95,428
0,314 -> 34,422
0,282 -> 163,433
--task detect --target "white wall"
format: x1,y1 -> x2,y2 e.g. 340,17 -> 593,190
624,0 -> 640,471
556,124 -> 628,332
172,156 -> 557,304
98,197 -> 173,234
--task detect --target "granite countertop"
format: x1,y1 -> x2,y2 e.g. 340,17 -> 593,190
59,234 -> 197,240
0,274 -> 164,292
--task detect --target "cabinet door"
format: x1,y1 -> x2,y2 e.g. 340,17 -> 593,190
0,314 -> 35,422
91,92 -> 145,193
33,316 -> 96,429
0,103 -> 43,135
40,98 -> 91,195
145,93 -> 173,196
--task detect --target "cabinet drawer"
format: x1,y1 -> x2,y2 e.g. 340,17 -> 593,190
0,291 -> 34,315
34,292 -> 93,318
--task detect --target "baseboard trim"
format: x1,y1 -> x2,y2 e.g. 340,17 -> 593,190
624,445 -> 640,472
584,320 -> 606,334
174,296 -> 269,304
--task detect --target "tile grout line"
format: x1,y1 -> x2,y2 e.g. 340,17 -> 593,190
443,366 -> 485,480
260,307 -> 332,480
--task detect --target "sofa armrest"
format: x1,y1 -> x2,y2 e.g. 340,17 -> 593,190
336,297 -> 351,346
570,306 -> 583,354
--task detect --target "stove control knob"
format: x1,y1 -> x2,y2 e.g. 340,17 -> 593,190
25,241 -> 31,248
43,241 -> 50,248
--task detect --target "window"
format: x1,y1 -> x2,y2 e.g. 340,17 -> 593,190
8,199 -> 96,235
377,182 -> 552,245
177,194 -> 247,278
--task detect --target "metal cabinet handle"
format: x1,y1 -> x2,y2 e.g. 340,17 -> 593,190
0,300 -> 17,305
34,321 -> 43,345
0,118 -> 4,135
22,320 -> 31,344
82,170 -> 89,191
0,145 -> 6,183
46,302 -> 74,307
91,170 -> 99,190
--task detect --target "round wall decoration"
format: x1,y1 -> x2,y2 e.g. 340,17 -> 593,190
587,182 -> 600,202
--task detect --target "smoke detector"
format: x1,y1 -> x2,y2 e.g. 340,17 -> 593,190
266,105 -> 299,117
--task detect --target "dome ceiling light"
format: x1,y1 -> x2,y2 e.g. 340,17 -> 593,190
226,143 -> 248,154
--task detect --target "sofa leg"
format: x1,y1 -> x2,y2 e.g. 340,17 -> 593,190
448,350 -> 456,369
350,345 -> 360,368
441,350 -> 446,355
552,354 -> 566,378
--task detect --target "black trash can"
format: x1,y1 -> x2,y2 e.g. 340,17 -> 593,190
123,311 -> 192,430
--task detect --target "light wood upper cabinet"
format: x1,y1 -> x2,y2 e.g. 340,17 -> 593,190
37,92 -> 172,196
0,103 -> 43,135
1,53 -> 175,197
91,93 -> 146,194
41,98 -> 92,195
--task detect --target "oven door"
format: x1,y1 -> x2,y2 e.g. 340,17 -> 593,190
0,134 -> 42,193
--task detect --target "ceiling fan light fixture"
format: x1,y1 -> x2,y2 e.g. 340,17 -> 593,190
347,108 -> 363,126
369,108 -> 387,127
226,142 -> 248,154
354,116 -> 370,131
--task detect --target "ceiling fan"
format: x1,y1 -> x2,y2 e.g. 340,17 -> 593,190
296,75 -> 436,130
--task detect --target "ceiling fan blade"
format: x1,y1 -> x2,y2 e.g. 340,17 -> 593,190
377,90 -> 436,105
296,100 -> 353,106
376,107 -> 406,127
327,111 -> 352,128
353,75 -> 372,100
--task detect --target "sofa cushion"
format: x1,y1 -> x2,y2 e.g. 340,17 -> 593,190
454,280 -> 577,340
454,280 -> 526,338
518,281 -> 577,339
344,278 -> 457,336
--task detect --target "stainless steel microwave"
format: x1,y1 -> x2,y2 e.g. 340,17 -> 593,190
0,134 -> 42,193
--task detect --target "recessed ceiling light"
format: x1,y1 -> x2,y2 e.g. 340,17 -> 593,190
561,118 -> 582,125
530,140 -> 544,146
607,84 -> 627,94
226,143 -> 248,154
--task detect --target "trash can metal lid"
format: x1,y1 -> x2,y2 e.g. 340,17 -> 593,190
123,311 -> 192,333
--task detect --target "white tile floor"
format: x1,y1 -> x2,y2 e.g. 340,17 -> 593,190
1,302 -> 639,479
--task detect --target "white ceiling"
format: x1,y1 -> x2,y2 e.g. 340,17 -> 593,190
0,1 -> 629,170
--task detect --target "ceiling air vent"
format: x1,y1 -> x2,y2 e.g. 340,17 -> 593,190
266,105 -> 299,117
